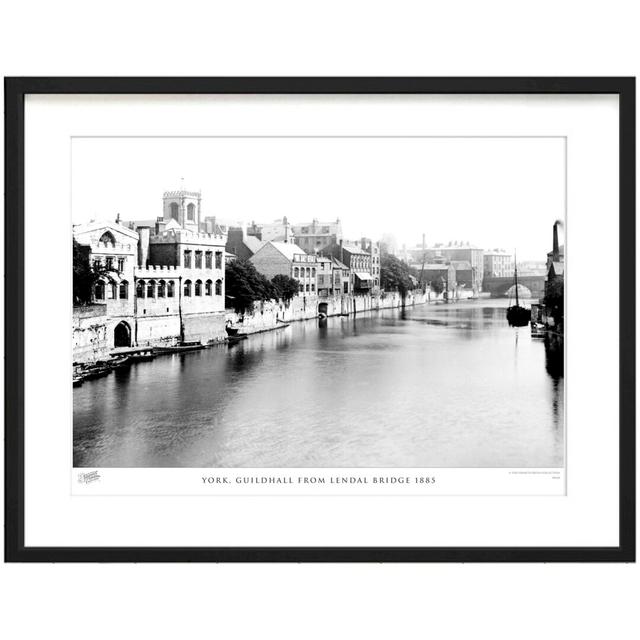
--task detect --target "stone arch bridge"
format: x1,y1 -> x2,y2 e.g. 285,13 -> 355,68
482,275 -> 546,299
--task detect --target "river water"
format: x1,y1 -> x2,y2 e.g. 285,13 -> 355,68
73,299 -> 564,468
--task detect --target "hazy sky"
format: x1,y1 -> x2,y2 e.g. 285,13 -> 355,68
72,136 -> 565,261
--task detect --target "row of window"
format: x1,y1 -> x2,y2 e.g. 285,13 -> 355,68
299,226 -> 331,234
299,283 -> 316,293
183,250 -> 223,269
94,257 -> 126,272
293,266 -> 316,278
94,278 -> 223,301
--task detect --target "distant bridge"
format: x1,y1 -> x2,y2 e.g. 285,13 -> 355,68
482,275 -> 546,299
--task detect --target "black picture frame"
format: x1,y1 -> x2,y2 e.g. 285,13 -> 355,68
4,77 -> 635,563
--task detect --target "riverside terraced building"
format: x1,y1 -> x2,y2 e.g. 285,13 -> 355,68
72,189 -> 227,361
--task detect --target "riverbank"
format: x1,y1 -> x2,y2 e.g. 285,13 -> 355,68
73,289 -> 478,366
225,289 -> 454,336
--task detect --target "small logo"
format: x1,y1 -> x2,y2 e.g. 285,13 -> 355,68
78,470 -> 101,484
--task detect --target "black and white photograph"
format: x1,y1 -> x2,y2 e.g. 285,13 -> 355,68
72,136 -> 565,471
6,77 -> 632,566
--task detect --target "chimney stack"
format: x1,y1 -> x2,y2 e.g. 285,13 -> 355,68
552,221 -> 560,261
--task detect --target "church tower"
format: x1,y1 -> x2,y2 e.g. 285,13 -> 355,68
162,186 -> 202,233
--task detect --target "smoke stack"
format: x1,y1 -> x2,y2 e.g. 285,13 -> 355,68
137,226 -> 151,268
552,221 -> 560,261
422,233 -> 426,251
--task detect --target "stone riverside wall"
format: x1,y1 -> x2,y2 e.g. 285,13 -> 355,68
72,305 -> 110,363
226,290 -> 432,334
73,289 -> 477,362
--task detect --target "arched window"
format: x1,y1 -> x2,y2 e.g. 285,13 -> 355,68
215,279 -> 222,296
205,279 -> 212,296
157,280 -> 166,298
306,267 -> 311,277
170,202 -> 179,220
195,279 -> 202,296
293,267 -> 299,277
99,231 -> 116,246
183,279 -> 192,297
311,268 -> 316,277
119,280 -> 129,299
187,202 -> 195,221
147,279 -> 156,298
109,283 -> 117,299
167,280 -> 175,298
136,280 -> 145,298
94,280 -> 105,300
299,283 -> 304,292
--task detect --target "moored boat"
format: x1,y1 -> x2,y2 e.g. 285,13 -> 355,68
506,252 -> 531,327
154,341 -> 205,354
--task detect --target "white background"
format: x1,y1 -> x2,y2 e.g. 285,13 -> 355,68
1,1 -> 638,639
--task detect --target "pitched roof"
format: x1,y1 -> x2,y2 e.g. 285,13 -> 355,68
268,241 -> 307,261
423,264 -> 451,271
73,220 -> 139,241
340,244 -> 368,255
242,235 -> 265,254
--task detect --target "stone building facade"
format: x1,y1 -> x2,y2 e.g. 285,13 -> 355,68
72,191 -> 227,359
421,243 -> 484,292
483,250 -> 514,278
291,218 -> 343,252
324,242 -> 376,293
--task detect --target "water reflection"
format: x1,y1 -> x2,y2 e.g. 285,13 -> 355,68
74,299 -> 564,468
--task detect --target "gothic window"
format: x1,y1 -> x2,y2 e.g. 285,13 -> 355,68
195,280 -> 202,296
170,202 -> 179,220
147,280 -> 156,298
205,251 -> 212,269
215,279 -> 222,296
117,257 -> 125,272
183,280 -> 192,297
215,251 -> 223,269
94,281 -> 105,300
119,280 -> 128,299
205,279 -> 212,296
195,251 -> 203,268
105,257 -> 113,270
108,283 -> 117,299
167,280 -> 175,297
187,202 -> 196,221
157,280 -> 166,298
136,280 -> 145,298
99,231 -> 116,246
184,250 -> 192,268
